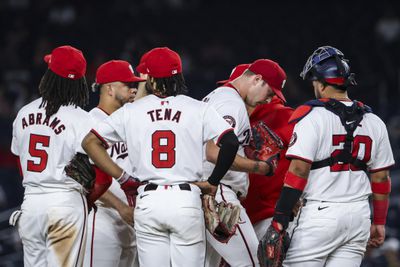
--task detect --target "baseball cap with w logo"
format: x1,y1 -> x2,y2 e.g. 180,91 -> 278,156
44,45 -> 86,80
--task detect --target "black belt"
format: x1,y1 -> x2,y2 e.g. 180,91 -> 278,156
144,183 -> 191,191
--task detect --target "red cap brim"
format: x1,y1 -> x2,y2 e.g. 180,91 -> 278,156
127,76 -> 147,82
136,63 -> 147,74
272,87 -> 286,103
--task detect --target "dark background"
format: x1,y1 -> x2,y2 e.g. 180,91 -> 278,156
0,0 -> 399,266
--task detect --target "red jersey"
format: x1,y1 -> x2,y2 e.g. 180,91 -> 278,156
242,96 -> 294,224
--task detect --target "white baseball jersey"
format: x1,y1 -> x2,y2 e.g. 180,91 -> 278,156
90,107 -> 130,205
202,85 -> 251,196
92,94 -> 232,185
11,98 -> 94,193
286,101 -> 395,202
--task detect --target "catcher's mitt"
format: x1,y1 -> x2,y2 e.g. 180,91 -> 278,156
258,222 -> 290,267
244,121 -> 284,176
202,194 -> 241,243
65,153 -> 95,193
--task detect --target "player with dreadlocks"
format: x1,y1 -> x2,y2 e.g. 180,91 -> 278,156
10,45 -> 97,267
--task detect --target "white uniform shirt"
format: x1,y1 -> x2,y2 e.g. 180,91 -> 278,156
11,98 -> 94,193
90,107 -> 131,205
92,94 -> 232,185
286,101 -> 395,202
202,86 -> 251,196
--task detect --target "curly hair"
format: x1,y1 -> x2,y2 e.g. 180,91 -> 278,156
39,69 -> 89,117
145,73 -> 187,97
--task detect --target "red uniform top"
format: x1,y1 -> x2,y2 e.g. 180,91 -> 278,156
242,96 -> 294,224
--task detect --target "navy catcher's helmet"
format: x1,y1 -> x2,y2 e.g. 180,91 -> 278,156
300,46 -> 356,88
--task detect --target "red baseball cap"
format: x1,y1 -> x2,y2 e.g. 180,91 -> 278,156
248,59 -> 287,102
136,51 -> 150,74
217,63 -> 250,84
95,60 -> 146,84
44,45 -> 86,80
144,47 -> 182,78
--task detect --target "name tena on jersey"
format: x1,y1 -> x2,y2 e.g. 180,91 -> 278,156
147,108 -> 181,123
21,112 -> 65,135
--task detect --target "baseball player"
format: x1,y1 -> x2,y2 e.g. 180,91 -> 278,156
242,95 -> 294,240
83,60 -> 146,267
81,47 -> 240,267
10,45 -> 93,266
264,46 -> 395,267
203,59 -> 288,267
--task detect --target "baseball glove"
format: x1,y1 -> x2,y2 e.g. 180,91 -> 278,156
202,194 -> 241,243
244,121 -> 284,176
65,153 -> 95,193
258,222 -> 290,267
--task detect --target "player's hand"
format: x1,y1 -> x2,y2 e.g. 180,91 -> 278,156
192,181 -> 218,196
118,205 -> 134,226
291,199 -> 303,220
264,153 -> 280,176
368,224 -> 386,248
117,171 -> 141,207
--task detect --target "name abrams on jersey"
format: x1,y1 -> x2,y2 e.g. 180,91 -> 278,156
147,108 -> 182,123
21,112 -> 65,135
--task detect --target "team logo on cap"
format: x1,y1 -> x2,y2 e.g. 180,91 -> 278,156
129,64 -> 134,74
172,69 -> 178,75
223,115 -> 236,128
282,79 -> 286,89
68,74 -> 75,79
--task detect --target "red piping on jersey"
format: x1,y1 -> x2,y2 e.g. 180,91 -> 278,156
90,129 -> 110,149
75,193 -> 87,267
90,210 -> 97,267
220,184 -> 255,266
285,154 -> 313,164
222,82 -> 241,96
237,225 -> 256,266
216,128 -> 234,146
369,164 -> 395,173
96,106 -> 110,116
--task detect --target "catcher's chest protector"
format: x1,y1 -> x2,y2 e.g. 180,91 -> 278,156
289,98 -> 372,172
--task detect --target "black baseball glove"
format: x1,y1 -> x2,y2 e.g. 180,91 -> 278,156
64,153 -> 96,193
258,222 -> 290,267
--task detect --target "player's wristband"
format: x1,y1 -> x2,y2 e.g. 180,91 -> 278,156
284,171 -> 308,191
373,199 -> 389,225
371,177 -> 391,194
274,186 -> 303,230
116,171 -> 130,184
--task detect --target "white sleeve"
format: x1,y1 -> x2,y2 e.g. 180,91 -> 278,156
203,104 -> 233,144
369,120 -> 395,172
286,115 -> 319,163
212,99 -> 242,134
75,113 -> 96,154
10,117 -> 19,156
91,106 -> 126,148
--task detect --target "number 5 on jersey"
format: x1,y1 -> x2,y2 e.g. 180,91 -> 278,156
27,134 -> 50,172
152,130 -> 176,168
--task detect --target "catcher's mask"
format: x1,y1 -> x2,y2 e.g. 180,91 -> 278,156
300,46 -> 356,88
